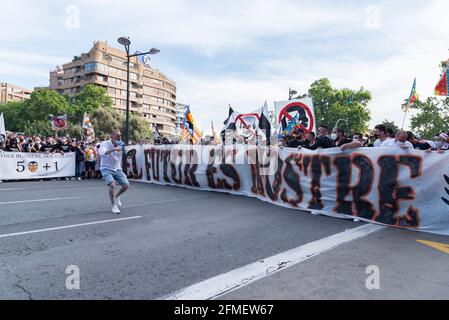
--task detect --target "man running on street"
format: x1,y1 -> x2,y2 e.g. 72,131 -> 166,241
99,129 -> 129,214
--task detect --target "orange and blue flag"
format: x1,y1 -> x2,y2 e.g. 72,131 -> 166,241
182,106 -> 202,144
405,78 -> 419,111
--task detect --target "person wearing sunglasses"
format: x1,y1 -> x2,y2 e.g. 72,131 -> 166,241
98,129 -> 130,214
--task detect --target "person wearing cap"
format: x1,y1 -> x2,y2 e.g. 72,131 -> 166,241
434,133 -> 449,151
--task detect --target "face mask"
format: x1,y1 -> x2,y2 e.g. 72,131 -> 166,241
114,140 -> 125,151
331,134 -> 338,141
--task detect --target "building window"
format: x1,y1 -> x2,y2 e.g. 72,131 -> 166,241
84,62 -> 97,71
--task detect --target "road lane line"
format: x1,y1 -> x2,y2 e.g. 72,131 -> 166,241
0,197 -> 81,205
417,240 -> 449,255
0,188 -> 26,191
162,224 -> 384,300
0,216 -> 142,239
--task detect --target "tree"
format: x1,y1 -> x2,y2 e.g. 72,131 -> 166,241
0,101 -> 26,132
90,108 -> 153,142
91,106 -> 124,140
24,89 -> 74,122
72,84 -> 113,122
128,114 -> 153,142
307,78 -> 372,134
381,119 -> 400,133
409,97 -> 449,139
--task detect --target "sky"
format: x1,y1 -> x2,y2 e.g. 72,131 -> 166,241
1,0 -> 448,133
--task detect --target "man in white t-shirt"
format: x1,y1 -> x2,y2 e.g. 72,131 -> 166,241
99,129 -> 129,214
373,124 -> 394,148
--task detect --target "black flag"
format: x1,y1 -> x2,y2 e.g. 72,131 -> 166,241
223,105 -> 234,126
258,101 -> 271,143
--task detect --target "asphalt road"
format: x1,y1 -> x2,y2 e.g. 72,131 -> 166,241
0,180 -> 448,300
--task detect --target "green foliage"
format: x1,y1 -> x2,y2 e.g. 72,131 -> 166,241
71,84 -> 113,122
409,97 -> 449,139
0,85 -> 151,142
91,106 -> 124,140
25,89 -> 74,121
0,101 -> 26,132
381,119 -> 400,133
307,78 -> 372,134
67,124 -> 84,140
128,114 -> 153,142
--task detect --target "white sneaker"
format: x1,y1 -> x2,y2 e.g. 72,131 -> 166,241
116,197 -> 122,207
111,205 -> 121,214
310,211 -> 320,216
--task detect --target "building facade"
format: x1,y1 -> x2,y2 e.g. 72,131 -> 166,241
0,83 -> 33,104
49,41 -> 177,136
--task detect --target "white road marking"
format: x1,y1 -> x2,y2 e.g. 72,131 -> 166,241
0,216 -> 142,239
0,197 -> 81,205
162,224 -> 384,300
0,188 -> 26,191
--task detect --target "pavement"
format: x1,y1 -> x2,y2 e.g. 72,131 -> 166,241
0,180 -> 448,300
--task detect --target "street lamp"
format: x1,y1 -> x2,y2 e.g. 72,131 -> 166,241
334,119 -> 349,130
117,37 -> 160,145
288,88 -> 298,101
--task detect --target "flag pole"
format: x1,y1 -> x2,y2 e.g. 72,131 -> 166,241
401,108 -> 408,130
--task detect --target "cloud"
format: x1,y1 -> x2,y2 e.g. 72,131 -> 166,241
1,0 -> 448,133
0,50 -> 71,87
62,0 -> 361,56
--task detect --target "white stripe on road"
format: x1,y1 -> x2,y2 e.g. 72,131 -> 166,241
0,188 -> 26,191
0,197 -> 81,205
162,224 -> 384,300
0,216 -> 142,239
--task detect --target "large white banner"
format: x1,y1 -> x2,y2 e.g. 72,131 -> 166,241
124,144 -> 449,236
0,152 -> 75,180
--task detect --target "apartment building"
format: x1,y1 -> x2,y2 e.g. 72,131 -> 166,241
0,82 -> 33,104
49,41 -> 177,136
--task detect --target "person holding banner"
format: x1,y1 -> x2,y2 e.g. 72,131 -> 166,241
99,129 -> 129,214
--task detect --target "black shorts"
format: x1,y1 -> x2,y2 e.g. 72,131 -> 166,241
86,161 -> 96,171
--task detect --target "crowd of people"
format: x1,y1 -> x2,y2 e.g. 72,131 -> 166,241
2,123 -> 449,163
276,124 -> 449,153
0,132 -> 106,180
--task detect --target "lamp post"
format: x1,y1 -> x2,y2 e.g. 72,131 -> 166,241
334,119 -> 348,130
288,88 -> 298,101
117,37 -> 160,145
